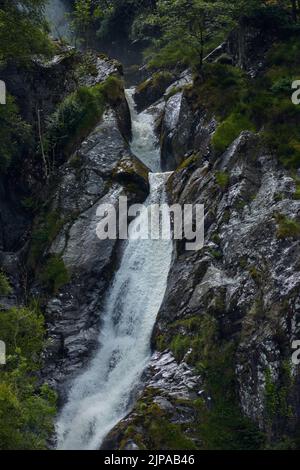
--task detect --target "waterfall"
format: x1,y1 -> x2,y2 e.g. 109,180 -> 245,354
56,89 -> 173,450
125,88 -> 161,173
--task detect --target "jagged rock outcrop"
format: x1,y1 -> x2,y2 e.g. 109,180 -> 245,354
156,131 -> 300,443
161,90 -> 216,171
134,72 -> 175,112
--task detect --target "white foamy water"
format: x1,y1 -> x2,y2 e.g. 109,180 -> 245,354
56,90 -> 172,450
125,88 -> 161,173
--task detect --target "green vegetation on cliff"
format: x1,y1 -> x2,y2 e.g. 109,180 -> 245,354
0,0 -> 53,63
0,304 -> 57,449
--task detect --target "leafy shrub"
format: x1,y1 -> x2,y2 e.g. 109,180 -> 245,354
46,85 -> 105,157
188,63 -> 247,118
212,113 -> 254,155
0,1 -> 54,64
39,255 -> 69,293
0,304 -> 56,450
215,171 -> 230,189
276,214 -> 300,239
47,76 -> 124,158
0,272 -> 12,296
0,306 -> 44,363
101,75 -> 124,103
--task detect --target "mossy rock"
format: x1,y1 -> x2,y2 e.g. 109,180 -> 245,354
135,71 -> 175,112
112,154 -> 150,198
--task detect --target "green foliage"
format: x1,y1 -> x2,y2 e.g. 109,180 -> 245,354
0,94 -> 31,173
145,0 -> 235,70
46,85 -> 105,158
0,272 -> 12,296
187,34 -> 300,166
215,171 -> 230,189
46,76 -> 123,158
212,113 -> 255,155
146,413 -> 197,450
156,314 -> 264,449
264,362 -> 293,422
0,305 -> 56,449
0,0 -> 53,63
29,211 -> 64,268
39,255 -> 69,293
128,392 -> 197,450
0,307 -> 44,364
187,63 -> 248,118
70,0 -> 103,48
137,71 -> 173,94
293,177 -> 300,200
276,213 -> 300,239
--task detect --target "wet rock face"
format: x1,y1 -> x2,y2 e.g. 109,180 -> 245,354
134,72 -> 175,113
161,91 -> 216,171
41,109 -> 149,390
156,131 -> 300,439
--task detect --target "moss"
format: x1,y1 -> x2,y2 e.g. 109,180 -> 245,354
186,63 -> 247,118
222,209 -> 231,225
209,248 -> 223,260
178,154 -> 198,170
0,272 -> 12,296
147,416 -> 197,450
101,75 -> 124,104
169,335 -> 190,362
212,113 -> 255,155
69,153 -> 83,170
215,171 -> 230,189
39,255 -> 69,294
165,86 -> 182,101
293,177 -> 300,200
264,362 -> 293,423
137,71 -> 173,95
276,213 -> 300,239
134,399 -> 197,450
28,211 -> 64,269
248,266 -> 261,282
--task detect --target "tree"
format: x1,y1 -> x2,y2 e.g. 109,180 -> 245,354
70,0 -> 104,49
146,0 -> 235,71
0,305 -> 57,449
0,0 -> 52,63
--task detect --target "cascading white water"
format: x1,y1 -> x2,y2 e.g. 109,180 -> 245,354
56,89 -> 173,450
125,88 -> 161,173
